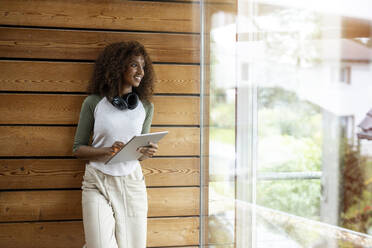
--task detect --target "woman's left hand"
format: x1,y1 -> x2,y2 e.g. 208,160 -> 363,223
137,142 -> 158,160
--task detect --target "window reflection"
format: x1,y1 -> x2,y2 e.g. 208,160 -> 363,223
204,0 -> 372,247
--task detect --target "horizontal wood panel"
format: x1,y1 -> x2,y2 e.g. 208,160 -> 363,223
147,187 -> 199,217
0,126 -> 200,156
0,61 -> 200,94
0,188 -> 199,221
151,127 -> 200,157
142,157 -> 199,186
148,217 -> 199,247
0,0 -> 200,33
341,17 -> 371,38
164,0 -> 199,1
0,217 -> 199,247
162,247 -> 198,248
0,158 -> 200,189
155,64 -> 200,94
168,0 -> 235,2
0,159 -> 84,189
0,94 -> 200,125
0,27 -> 200,63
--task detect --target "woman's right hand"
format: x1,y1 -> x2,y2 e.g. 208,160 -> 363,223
109,141 -> 125,155
74,141 -> 125,162
98,141 -> 125,161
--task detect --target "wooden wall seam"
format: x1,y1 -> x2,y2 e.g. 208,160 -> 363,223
0,61 -> 200,94
0,158 -> 200,189
0,0 -> 201,246
0,188 -> 201,221
0,27 -> 200,63
0,126 -> 200,156
0,94 -> 200,125
0,0 -> 201,33
0,218 -> 200,247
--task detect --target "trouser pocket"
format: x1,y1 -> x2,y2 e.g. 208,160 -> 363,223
81,166 -> 97,190
123,178 -> 148,217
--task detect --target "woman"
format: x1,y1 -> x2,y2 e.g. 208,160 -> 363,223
72,41 -> 158,248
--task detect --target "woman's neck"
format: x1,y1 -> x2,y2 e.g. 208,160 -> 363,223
120,86 -> 132,96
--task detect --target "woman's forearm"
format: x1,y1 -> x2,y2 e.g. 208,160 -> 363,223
73,145 -> 111,162
75,142 -> 156,162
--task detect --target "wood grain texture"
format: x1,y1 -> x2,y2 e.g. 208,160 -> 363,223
0,27 -> 200,63
0,94 -> 200,125
0,126 -> 200,156
155,64 -> 200,94
0,0 -> 203,247
148,217 -> 199,247
0,188 -> 199,221
150,127 -> 200,157
341,17 -> 371,39
0,158 -> 200,189
204,0 -> 236,3
0,61 -> 200,94
141,157 -> 200,186
0,159 -> 84,189
0,0 -> 200,33
168,0 -> 235,3
0,217 -> 199,247
147,187 -> 199,217
156,0 -> 200,2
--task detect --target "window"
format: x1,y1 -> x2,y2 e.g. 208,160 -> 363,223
202,0 -> 372,247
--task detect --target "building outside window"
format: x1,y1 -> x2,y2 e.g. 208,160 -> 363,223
201,0 -> 372,247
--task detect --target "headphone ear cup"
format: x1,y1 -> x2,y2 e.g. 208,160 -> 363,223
125,92 -> 139,110
111,96 -> 128,110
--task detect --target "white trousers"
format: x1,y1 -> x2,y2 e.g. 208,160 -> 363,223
81,164 -> 148,248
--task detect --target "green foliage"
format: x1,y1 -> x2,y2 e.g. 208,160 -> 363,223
258,135 -> 321,173
257,179 -> 321,219
258,87 -> 322,140
341,190 -> 372,232
210,102 -> 235,129
210,127 -> 235,145
208,214 -> 234,245
340,146 -> 372,235
258,87 -> 322,174
257,86 -> 323,221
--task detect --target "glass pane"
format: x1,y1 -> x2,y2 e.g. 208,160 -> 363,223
257,179 -> 321,219
202,0 -> 372,248
202,0 -> 238,246
202,0 -> 372,247
235,0 -> 372,247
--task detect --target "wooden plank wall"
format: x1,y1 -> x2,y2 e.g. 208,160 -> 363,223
0,0 -> 200,247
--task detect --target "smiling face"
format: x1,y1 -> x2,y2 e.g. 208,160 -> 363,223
121,55 -> 145,94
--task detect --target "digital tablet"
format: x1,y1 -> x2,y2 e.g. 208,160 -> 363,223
105,131 -> 168,164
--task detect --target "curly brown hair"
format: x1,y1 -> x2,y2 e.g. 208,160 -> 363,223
87,41 -> 155,102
